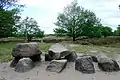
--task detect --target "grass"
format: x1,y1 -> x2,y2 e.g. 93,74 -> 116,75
0,42 -> 17,62
0,42 -> 53,62
0,42 -> 120,62
38,43 -> 53,52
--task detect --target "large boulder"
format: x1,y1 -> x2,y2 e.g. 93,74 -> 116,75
79,55 -> 98,62
65,51 -> 77,62
15,58 -> 35,72
0,77 -> 6,80
75,57 -> 95,74
97,54 -> 120,72
48,43 -> 71,60
12,42 -> 42,61
45,54 -> 53,61
46,59 -> 67,73
10,57 -> 21,67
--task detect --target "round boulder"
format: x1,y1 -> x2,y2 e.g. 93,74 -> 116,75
97,53 -> 120,72
75,57 -> 95,74
48,43 -> 71,60
10,57 -> 21,67
12,42 -> 42,62
15,58 -> 35,73
46,59 -> 67,73
98,58 -> 120,72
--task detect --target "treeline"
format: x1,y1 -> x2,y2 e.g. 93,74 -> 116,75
54,1 -> 120,41
0,0 -> 120,42
0,0 -> 44,42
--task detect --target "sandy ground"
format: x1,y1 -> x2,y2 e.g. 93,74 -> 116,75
0,61 -> 120,80
1,53 -> 120,80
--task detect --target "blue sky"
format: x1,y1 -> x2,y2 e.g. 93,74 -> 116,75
20,0 -> 120,34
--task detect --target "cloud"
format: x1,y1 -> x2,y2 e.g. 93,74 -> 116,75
20,0 -> 120,34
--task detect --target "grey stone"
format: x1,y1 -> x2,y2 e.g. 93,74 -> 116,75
10,57 -> 21,67
65,51 -> 77,62
46,59 -> 67,73
48,43 -> 71,60
12,42 -> 42,57
0,77 -> 6,80
45,54 -> 53,61
91,56 -> 98,62
75,57 -> 95,74
80,55 -> 98,62
15,58 -> 35,73
97,56 -> 120,72
97,53 -> 120,72
12,42 -> 41,62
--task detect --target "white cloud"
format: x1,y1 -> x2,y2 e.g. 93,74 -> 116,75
20,0 -> 120,34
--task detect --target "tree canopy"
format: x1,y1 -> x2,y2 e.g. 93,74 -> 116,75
54,0 -> 101,41
0,0 -> 23,9
0,0 -> 23,38
18,17 -> 44,42
114,25 -> 120,36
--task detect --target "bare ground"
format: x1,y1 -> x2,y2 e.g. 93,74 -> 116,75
0,61 -> 120,80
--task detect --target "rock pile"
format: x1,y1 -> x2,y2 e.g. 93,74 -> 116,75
45,43 -> 77,62
10,42 -> 41,72
9,43 -> 120,74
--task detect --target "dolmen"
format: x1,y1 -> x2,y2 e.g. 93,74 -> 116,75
10,42 -> 42,72
9,42 -> 120,73
45,43 -> 77,73
45,43 -> 77,62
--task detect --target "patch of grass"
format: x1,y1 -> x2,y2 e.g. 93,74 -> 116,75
38,42 -> 53,52
0,42 -> 53,62
0,42 -> 18,62
62,42 -> 120,54
0,42 -> 120,62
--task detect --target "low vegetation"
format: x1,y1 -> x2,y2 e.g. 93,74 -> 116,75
0,41 -> 120,62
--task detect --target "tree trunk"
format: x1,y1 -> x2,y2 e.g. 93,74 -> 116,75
73,35 -> 76,41
28,35 -> 32,42
25,31 -> 28,43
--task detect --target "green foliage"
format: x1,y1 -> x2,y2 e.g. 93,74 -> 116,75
89,26 -> 102,38
101,26 -> 113,37
54,28 -> 67,36
1,42 -> 120,62
54,0 -> 100,41
0,0 -> 23,38
114,25 -> 120,36
0,0 -> 23,10
18,17 -> 44,41
0,8 -> 17,38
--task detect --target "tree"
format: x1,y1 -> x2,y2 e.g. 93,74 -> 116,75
101,26 -> 113,37
54,0 -> 100,41
0,0 -> 23,10
18,17 -> 44,42
87,26 -> 102,38
0,8 -> 16,37
114,25 -> 120,36
54,28 -> 67,36
0,0 -> 23,38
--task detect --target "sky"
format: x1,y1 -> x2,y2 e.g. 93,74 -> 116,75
20,0 -> 120,34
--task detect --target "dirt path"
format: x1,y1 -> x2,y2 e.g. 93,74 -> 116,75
0,61 -> 120,80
